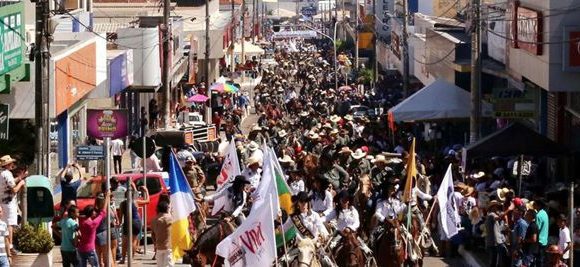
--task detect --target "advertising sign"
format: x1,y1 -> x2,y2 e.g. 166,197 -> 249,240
563,26 -> 580,72
86,109 -> 128,140
515,6 -> 542,55
491,88 -> 537,118
109,52 -> 132,95
55,42 -> 97,115
0,5 -> 23,76
0,104 -> 8,140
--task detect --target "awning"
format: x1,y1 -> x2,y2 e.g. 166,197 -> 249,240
233,41 -> 265,56
465,123 -> 569,159
388,78 -> 493,122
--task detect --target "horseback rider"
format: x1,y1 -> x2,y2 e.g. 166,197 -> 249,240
203,175 -> 251,225
325,190 -> 373,256
311,178 -> 334,216
370,180 -> 406,246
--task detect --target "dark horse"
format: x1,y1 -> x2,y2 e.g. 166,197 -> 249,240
334,230 -> 365,267
186,219 -> 236,267
374,219 -> 406,267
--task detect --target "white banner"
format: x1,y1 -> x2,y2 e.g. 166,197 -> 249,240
251,148 -> 280,214
436,164 -> 460,239
212,139 -> 242,215
216,194 -> 277,266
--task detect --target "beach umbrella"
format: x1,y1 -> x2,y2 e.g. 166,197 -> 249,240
187,94 -> 209,103
210,83 -> 239,93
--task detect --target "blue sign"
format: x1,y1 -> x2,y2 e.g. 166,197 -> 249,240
76,145 -> 105,160
109,52 -> 130,95
301,7 -> 317,17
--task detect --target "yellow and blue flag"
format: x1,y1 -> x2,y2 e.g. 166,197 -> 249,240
168,152 -> 197,260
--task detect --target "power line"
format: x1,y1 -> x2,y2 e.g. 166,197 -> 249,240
488,28 -> 580,45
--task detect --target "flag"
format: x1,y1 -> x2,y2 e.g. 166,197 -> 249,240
212,139 -> 242,215
216,194 -> 277,266
436,164 -> 460,239
168,152 -> 197,260
268,147 -> 297,248
251,148 -> 279,213
402,138 -> 417,203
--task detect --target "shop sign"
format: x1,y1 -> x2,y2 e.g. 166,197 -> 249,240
514,6 -> 542,55
76,145 -> 105,161
0,104 -> 8,140
0,5 -> 23,76
562,26 -> 580,72
272,31 -> 318,39
86,109 -> 128,140
54,42 -> 97,115
491,88 -> 537,118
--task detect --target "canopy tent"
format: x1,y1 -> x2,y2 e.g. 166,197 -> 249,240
388,79 -> 493,122
233,40 -> 266,56
465,123 -> 569,159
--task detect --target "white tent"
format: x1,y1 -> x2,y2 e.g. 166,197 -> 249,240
233,41 -> 265,56
388,79 -> 493,122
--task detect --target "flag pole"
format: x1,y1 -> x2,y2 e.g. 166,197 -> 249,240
278,214 -> 290,267
269,194 -> 281,267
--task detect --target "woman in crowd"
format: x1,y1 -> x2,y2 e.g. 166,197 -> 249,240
119,182 -> 149,264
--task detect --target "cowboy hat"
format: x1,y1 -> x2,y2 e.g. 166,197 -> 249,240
386,157 -> 403,164
488,200 -> 502,210
338,147 -> 353,154
248,141 -> 260,151
462,186 -> 475,197
246,156 -> 261,167
526,200 -> 535,211
470,171 -> 486,179
251,125 -> 262,132
366,155 -> 375,161
278,130 -> 288,138
496,187 -> 514,202
351,149 -> 367,160
372,154 -> 388,164
299,111 -> 309,117
0,155 -> 16,167
308,133 -> 320,140
292,191 -> 312,203
343,114 -> 354,121
278,155 -> 295,164
329,128 -> 339,135
329,115 -> 341,123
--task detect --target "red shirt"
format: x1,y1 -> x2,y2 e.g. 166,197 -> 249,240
77,209 -> 106,253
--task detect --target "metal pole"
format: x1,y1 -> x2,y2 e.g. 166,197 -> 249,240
242,0 -> 246,65
231,0 -> 235,73
401,0 -> 409,97
142,136 -> 148,253
517,154 -> 523,195
372,0 -> 377,84
104,137 -> 112,267
205,0 -> 211,124
35,0 -> 49,178
334,21 -> 339,91
162,0 -> 171,129
469,0 -> 481,143
570,181 -> 575,267
127,180 -> 133,266
354,0 -> 359,69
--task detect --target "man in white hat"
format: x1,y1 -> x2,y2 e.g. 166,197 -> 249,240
0,155 -> 27,256
348,149 -> 371,176
242,156 -> 262,192
247,141 -> 263,164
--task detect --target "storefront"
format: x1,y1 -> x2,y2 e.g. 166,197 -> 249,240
50,34 -> 107,168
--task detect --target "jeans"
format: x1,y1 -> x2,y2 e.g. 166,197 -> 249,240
62,250 -> 79,267
78,250 -> 99,267
0,256 -> 8,267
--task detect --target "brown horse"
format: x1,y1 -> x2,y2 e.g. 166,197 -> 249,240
374,219 -> 406,267
187,220 -> 235,267
334,231 -> 365,267
301,153 -> 319,189
353,174 -> 373,240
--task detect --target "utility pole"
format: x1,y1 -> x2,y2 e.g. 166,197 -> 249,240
469,0 -> 481,143
241,0 -> 246,65
231,0 -> 235,73
354,0 -> 359,68
401,0 -> 410,97
372,0 -> 378,85
251,0 -> 256,40
162,0 -> 171,129
205,0 -> 211,123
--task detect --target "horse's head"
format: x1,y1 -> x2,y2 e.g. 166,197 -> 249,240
186,248 -> 206,267
295,238 -> 318,266
358,174 -> 372,194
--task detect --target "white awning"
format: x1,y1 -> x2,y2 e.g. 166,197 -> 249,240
233,41 -> 265,56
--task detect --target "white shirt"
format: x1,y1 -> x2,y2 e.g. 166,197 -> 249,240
559,226 -> 572,259
241,168 -> 262,190
204,185 -> 247,217
325,206 -> 360,232
295,211 -> 329,241
0,169 -> 16,206
410,186 -> 432,206
311,190 -> 334,216
375,197 -> 406,223
111,139 -> 124,156
142,154 -> 163,172
250,149 -> 264,164
289,179 -> 305,196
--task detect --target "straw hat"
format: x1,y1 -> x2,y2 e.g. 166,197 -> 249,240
496,187 -> 514,202
246,156 -> 261,167
329,128 -> 339,135
0,155 -> 16,167
386,157 -> 403,164
470,171 -> 486,179
338,147 -> 353,155
299,111 -> 309,117
278,155 -> 295,164
462,186 -> 475,196
251,125 -> 262,132
351,149 -> 367,160
308,133 -> 320,140
248,141 -> 260,151
344,115 -> 354,121
278,130 -> 288,138
488,200 -> 502,210
329,115 -> 341,123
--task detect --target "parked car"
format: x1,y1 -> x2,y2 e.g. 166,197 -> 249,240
53,172 -> 169,229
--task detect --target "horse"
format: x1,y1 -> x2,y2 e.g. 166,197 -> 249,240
334,231 -> 365,267
404,216 -> 425,267
301,153 -> 319,189
416,174 -> 431,210
374,219 -> 406,267
292,238 -> 321,267
353,174 -> 373,240
186,220 -> 236,267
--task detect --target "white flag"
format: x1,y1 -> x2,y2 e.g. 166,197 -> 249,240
212,139 -> 242,215
251,147 -> 280,214
436,164 -> 460,239
216,194 -> 277,267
